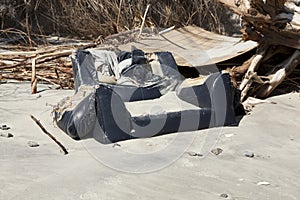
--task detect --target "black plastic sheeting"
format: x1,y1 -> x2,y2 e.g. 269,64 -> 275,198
55,48 -> 243,143
56,91 -> 96,140
72,48 -> 182,101
176,73 -> 239,126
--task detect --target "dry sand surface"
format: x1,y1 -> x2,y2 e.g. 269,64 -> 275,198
1,81 -> 300,200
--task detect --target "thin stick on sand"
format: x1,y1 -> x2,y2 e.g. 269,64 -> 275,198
30,115 -> 69,155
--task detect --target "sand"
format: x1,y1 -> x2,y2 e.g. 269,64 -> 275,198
1,81 -> 300,200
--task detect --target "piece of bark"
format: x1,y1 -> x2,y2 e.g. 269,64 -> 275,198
232,55 -> 254,77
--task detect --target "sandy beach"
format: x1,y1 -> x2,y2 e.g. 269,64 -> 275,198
1,81 -> 300,200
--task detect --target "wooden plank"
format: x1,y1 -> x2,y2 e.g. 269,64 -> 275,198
118,26 -> 257,67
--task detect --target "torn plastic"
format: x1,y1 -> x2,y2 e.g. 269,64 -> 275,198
54,85 -> 96,139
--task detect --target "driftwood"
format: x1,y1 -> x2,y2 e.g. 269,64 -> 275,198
31,49 -> 75,93
221,0 -> 300,100
30,115 -> 68,155
0,43 -> 96,93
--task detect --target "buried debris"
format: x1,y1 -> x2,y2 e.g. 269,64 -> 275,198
1,5 -> 298,143
0,43 -> 96,93
53,47 -> 243,143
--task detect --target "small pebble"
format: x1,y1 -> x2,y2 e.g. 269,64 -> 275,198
220,193 -> 229,198
28,141 -> 40,148
225,134 -> 234,138
257,181 -> 270,186
211,148 -> 223,156
244,151 -> 255,158
187,151 -> 203,157
0,132 -> 14,138
0,125 -> 10,130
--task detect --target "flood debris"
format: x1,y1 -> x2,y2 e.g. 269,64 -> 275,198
0,43 -> 96,94
1,2 -> 299,145
219,0 -> 300,101
53,47 -> 241,143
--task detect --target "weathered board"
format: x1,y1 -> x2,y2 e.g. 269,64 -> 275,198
119,26 -> 257,67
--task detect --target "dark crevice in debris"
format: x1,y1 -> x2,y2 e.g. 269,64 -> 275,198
177,66 -> 200,78
217,48 -> 257,70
